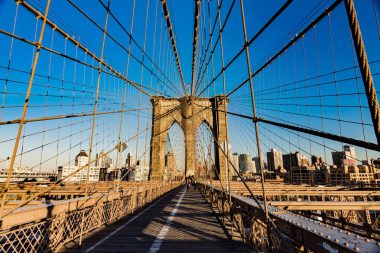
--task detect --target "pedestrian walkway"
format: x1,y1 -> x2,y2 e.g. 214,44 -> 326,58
61,187 -> 249,252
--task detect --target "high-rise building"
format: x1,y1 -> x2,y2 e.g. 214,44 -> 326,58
165,151 -> 176,180
239,154 -> 253,173
251,158 -> 256,174
231,153 -> 239,176
126,153 -> 135,169
95,152 -> 112,169
362,158 -> 380,172
252,157 -> 261,173
267,148 -> 283,172
332,145 -> 357,168
283,151 -> 309,170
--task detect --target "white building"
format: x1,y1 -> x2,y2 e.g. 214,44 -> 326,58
134,163 -> 150,182
58,165 -> 100,182
251,159 -> 257,174
57,150 -> 101,182
75,150 -> 89,167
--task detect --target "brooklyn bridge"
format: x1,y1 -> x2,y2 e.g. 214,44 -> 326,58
0,0 -> 380,252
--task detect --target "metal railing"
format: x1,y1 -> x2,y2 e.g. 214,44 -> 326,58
0,181 -> 181,252
199,182 -> 380,253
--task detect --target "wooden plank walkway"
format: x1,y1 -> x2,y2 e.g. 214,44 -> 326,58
61,187 -> 249,252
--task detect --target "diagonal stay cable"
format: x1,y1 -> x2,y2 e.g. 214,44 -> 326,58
195,0 -> 236,95
192,102 -> 380,152
226,0 -> 343,98
67,0 -> 181,97
0,127 -> 149,219
193,0 -> 225,93
20,0 -> 153,98
96,0 -> 179,93
197,0 -> 293,97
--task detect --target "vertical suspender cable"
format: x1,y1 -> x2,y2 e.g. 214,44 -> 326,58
160,0 -> 187,95
79,0 -> 111,245
216,0 -> 233,237
135,0 -> 150,170
144,0 -> 159,169
0,3 -> 19,122
116,0 -> 136,191
0,0 -> 51,216
39,27 -> 55,171
238,0 -> 272,249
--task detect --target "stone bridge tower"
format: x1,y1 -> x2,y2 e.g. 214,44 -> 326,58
149,95 -> 229,181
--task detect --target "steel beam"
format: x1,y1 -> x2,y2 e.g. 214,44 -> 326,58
268,201 -> 380,211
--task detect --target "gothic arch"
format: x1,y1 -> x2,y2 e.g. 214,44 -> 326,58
163,118 -> 184,142
195,121 -> 216,179
149,95 -> 229,180
196,119 -> 213,133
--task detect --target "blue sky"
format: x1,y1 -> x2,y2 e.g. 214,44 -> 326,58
0,0 -> 379,172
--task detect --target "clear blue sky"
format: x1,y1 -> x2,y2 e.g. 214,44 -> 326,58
0,0 -> 379,171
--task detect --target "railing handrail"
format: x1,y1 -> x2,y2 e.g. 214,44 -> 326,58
200,182 -> 380,253
1,181 -> 181,230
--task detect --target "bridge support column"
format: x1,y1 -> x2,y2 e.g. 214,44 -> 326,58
183,98 -> 196,177
149,95 -> 230,181
149,97 -> 167,180
212,96 -> 229,181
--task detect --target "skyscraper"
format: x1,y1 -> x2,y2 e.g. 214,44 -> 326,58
252,157 -> 261,173
166,151 -> 176,179
267,148 -> 283,172
239,154 -> 253,173
126,153 -> 135,169
332,145 -> 357,167
283,151 -> 308,170
230,153 -> 239,176
251,158 -> 256,174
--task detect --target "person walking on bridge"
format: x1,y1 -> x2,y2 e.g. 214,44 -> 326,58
186,177 -> 191,190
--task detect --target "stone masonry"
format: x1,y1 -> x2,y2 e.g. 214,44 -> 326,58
149,95 -> 230,181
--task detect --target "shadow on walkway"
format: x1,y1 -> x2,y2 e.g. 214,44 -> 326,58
60,187 -> 249,253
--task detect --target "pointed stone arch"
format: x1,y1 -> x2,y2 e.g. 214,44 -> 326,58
149,95 -> 229,181
195,120 -> 215,179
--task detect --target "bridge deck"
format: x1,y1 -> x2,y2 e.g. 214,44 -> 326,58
61,187 -> 249,252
